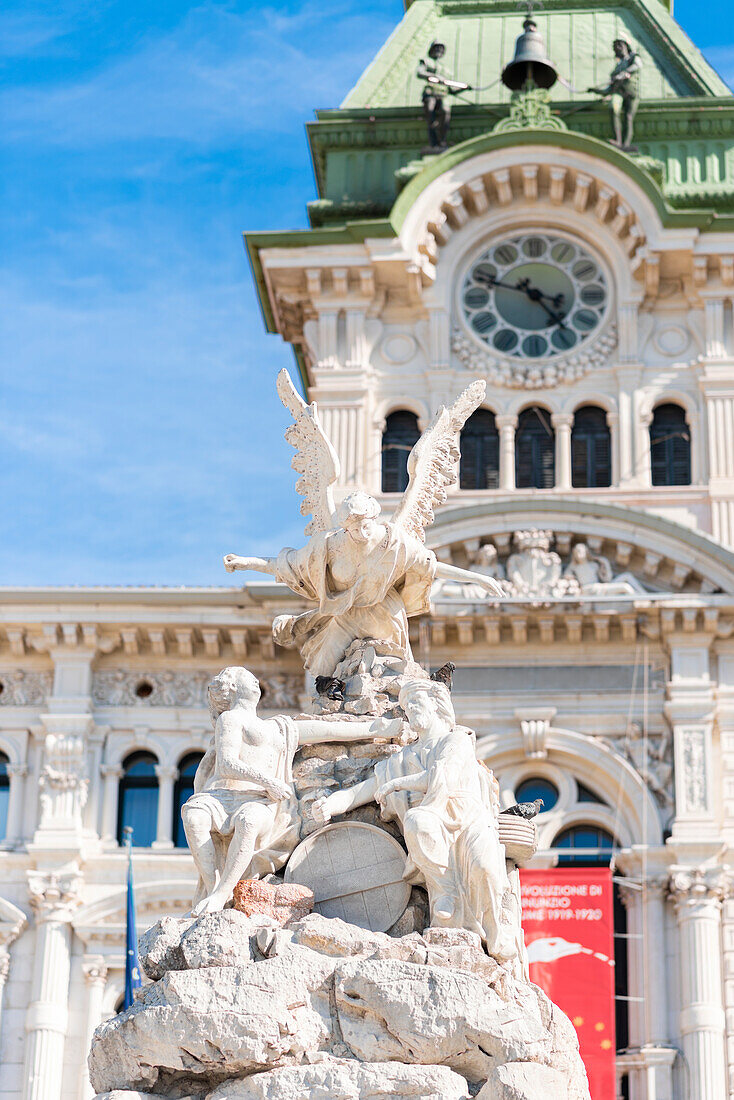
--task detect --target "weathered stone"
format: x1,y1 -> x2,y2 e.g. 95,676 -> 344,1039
178,910 -> 261,970
205,1060 -> 470,1100
232,880 -> 313,926
334,958 -> 553,1085
290,913 -> 393,957
92,1093 -> 172,1100
89,950 -> 337,1096
476,1062 -> 569,1100
138,917 -> 194,980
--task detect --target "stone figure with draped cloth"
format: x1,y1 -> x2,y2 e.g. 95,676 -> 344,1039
224,371 -> 503,680
183,666 -> 402,916
311,678 -> 519,965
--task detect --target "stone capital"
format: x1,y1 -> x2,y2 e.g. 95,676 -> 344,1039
668,866 -> 732,913
154,764 -> 179,782
27,870 -> 83,923
495,414 -> 518,431
82,957 -> 108,987
550,413 -> 574,430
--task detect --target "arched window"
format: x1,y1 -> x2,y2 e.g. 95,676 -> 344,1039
515,407 -> 555,489
649,403 -> 691,486
460,409 -> 500,490
173,753 -> 204,848
571,406 -> 611,488
552,824 -> 627,1050
117,752 -> 159,847
0,754 -> 9,842
382,411 -> 420,493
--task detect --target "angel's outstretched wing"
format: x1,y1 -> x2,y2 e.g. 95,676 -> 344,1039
392,380 -> 486,542
276,369 -> 339,536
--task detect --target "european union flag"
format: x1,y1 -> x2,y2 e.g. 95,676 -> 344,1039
123,826 -> 142,1010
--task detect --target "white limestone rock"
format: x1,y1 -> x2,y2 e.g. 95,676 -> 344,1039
290,913 -> 393,957
178,910 -> 265,969
138,916 -> 194,980
89,949 -> 337,1096
205,1060 -> 470,1099
139,911 -> 281,979
334,958 -> 553,1085
476,1062 -> 569,1100
92,1093 -> 172,1100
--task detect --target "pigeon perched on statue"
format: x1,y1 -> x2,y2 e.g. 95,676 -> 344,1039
503,798 -> 544,819
430,662 -> 456,690
314,676 -> 346,702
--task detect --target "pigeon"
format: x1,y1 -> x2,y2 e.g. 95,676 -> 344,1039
314,676 -> 346,702
503,798 -> 544,819
430,662 -> 456,690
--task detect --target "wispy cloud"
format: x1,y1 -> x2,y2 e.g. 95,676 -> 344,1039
2,2 -> 393,146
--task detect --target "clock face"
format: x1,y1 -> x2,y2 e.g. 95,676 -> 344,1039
461,233 -> 609,359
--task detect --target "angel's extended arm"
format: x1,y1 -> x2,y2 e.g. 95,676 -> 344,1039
223,554 -> 277,575
435,561 -> 504,598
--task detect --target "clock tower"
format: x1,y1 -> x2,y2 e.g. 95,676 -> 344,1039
246,3 -> 734,1099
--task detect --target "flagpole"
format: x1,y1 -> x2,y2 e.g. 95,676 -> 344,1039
123,825 -> 142,1010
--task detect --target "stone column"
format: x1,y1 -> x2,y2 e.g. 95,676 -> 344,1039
669,868 -> 730,1100
23,871 -> 82,1100
0,901 -> 28,1055
606,411 -> 620,486
496,415 -> 517,491
5,762 -> 28,846
552,414 -> 573,490
100,763 -> 123,845
79,958 -> 107,1100
153,764 -> 177,848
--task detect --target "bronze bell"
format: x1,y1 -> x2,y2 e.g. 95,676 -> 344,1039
502,16 -> 558,91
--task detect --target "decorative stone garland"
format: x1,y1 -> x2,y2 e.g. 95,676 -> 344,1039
451,322 -> 618,389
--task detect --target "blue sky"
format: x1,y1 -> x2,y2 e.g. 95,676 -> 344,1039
1,1 -> 732,586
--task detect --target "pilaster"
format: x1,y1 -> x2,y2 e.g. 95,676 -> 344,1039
668,866 -> 731,1100
23,871 -> 83,1100
78,958 -> 108,1100
664,633 -> 716,847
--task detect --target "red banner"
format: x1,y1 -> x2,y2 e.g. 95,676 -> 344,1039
520,868 -> 616,1100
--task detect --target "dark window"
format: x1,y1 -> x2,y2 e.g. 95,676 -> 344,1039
382,411 -> 420,493
173,753 -> 204,848
553,824 -> 627,1050
650,404 -> 691,486
576,781 -> 609,806
515,776 -> 558,811
0,754 -> 8,841
117,752 -> 159,847
460,409 -> 499,490
515,407 -> 555,489
571,406 -> 611,488
554,824 -> 615,865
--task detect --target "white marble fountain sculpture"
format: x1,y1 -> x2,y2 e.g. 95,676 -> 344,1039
88,373 -> 591,1100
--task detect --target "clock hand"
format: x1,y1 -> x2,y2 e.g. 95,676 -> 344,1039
516,279 -> 569,329
474,273 -> 569,328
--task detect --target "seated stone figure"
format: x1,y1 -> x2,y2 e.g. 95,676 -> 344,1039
312,678 -> 519,965
563,541 -> 647,595
183,666 -> 400,916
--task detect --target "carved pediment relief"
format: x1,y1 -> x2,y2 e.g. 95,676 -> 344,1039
432,528 -> 667,603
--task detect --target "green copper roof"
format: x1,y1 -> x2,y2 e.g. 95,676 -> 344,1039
342,0 -> 730,108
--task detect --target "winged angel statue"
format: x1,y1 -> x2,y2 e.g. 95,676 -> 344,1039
224,371 -> 503,678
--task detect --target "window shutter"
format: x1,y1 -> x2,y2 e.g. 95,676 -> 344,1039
382,412 -> 420,492
572,434 -> 589,487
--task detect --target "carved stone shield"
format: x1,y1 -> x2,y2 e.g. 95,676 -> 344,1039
285,821 -> 411,932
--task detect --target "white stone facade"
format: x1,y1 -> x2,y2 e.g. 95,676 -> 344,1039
3,123 -> 734,1100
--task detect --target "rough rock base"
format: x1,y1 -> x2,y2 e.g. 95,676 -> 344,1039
91,910 -> 590,1100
